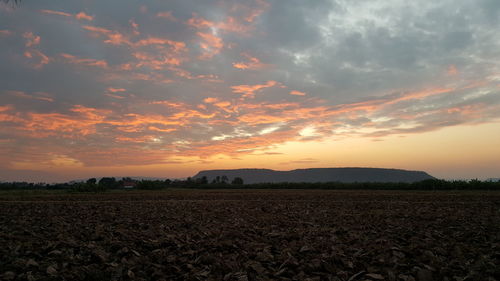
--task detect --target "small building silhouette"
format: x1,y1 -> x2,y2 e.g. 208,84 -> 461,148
122,180 -> 137,189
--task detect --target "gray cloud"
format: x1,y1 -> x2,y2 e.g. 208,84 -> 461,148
0,0 -> 499,180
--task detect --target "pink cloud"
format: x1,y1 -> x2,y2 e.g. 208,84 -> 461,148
82,25 -> 112,34
0,105 -> 12,112
40,9 -> 72,17
107,87 -> 126,93
196,32 -> 224,59
6,90 -> 54,102
24,50 -> 50,69
228,0 -> 270,23
134,37 -> 186,52
231,80 -> 279,98
187,10 -> 263,35
82,25 -> 131,46
156,11 -> 177,21
41,9 -> 94,21
132,52 -> 182,69
0,30 -> 11,36
233,53 -> 269,70
75,12 -> 93,21
130,19 -> 140,36
60,53 -> 108,68
105,93 -> 126,99
23,32 -> 40,47
289,90 -> 306,96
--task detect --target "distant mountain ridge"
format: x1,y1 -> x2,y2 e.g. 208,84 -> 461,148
193,168 -> 435,184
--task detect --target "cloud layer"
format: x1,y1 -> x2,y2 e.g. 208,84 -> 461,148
1,0 -> 499,181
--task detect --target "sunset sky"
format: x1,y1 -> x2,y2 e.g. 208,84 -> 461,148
1,0 -> 499,182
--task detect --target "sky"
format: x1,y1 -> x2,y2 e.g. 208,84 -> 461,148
0,0 -> 499,182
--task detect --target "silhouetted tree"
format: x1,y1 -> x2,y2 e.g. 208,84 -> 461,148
200,176 -> 208,184
221,175 -> 228,184
86,178 -> 97,185
98,177 -> 116,188
231,177 -> 244,185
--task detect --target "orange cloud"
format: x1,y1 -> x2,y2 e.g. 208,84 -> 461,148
228,0 -> 270,23
82,25 -> 131,45
105,88 -> 127,99
187,12 -> 264,59
319,86 -> 456,118
156,11 -> 177,21
134,37 -> 186,52
82,24 -> 190,72
187,10 -> 260,35
105,93 -> 126,99
184,130 -> 298,158
235,103 -> 329,125
111,72 -> 173,85
115,135 -> 159,143
132,52 -> 182,69
82,25 -> 111,34
107,87 -> 126,93
197,32 -> 224,59
18,107 -> 106,138
217,16 -> 251,34
75,12 -> 93,21
24,50 -> 50,69
23,32 -> 40,47
60,53 -> 108,68
444,104 -> 485,118
245,0 -> 270,22
163,66 -> 220,81
186,15 -> 214,29
386,87 -> 454,105
83,24 -> 187,51
289,90 -> 306,96
0,105 -> 12,112
150,100 -> 185,108
130,19 -> 140,36
4,104 -> 199,140
41,9 -> 94,21
40,9 -> 72,17
204,97 -> 218,103
105,33 -> 130,45
0,30 -> 11,36
233,53 -> 269,70
231,80 -> 279,98
6,90 -> 54,102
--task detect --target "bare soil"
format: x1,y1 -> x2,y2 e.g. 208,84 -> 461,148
1,190 -> 499,280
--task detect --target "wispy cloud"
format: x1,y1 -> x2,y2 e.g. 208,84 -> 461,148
231,81 -> 280,98
41,9 -> 93,21
60,53 -> 108,68
233,53 -> 269,70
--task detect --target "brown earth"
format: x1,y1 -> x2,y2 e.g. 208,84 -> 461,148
1,190 -> 499,281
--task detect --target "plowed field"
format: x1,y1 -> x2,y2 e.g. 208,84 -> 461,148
1,190 -> 499,280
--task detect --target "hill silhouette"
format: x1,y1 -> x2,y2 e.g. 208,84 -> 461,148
193,168 -> 435,184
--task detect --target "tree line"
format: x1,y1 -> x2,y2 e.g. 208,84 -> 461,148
1,178 -> 500,192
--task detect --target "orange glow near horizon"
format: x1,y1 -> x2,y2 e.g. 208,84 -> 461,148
5,122 -> 499,182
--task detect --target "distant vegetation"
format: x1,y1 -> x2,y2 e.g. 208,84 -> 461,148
1,178 -> 499,192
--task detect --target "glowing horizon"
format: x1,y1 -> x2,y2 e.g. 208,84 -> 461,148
1,1 -> 499,182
